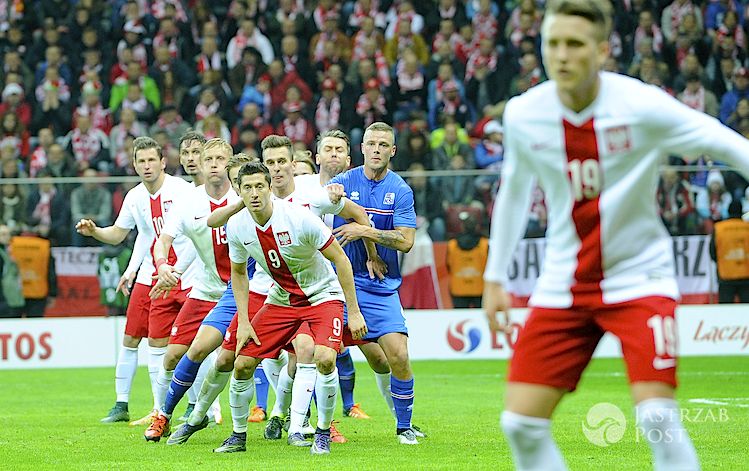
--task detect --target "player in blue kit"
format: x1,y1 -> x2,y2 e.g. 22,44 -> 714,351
328,122 -> 422,445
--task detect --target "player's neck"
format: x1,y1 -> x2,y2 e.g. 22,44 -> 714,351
318,171 -> 333,185
191,173 -> 204,186
273,181 -> 295,199
364,165 -> 388,181
205,179 -> 230,200
251,201 -> 273,226
558,77 -> 601,113
144,173 -> 166,194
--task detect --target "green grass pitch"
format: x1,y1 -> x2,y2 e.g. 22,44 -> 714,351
1,357 -> 746,470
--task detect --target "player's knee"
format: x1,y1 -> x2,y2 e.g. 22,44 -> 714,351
387,350 -> 411,378
164,351 -> 181,370
315,355 -> 336,375
370,354 -> 390,373
216,351 -> 235,372
122,335 -> 141,348
186,344 -> 210,363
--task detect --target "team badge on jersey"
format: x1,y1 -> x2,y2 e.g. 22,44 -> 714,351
277,231 -> 292,246
350,191 -> 360,200
604,125 -> 632,154
383,192 -> 395,205
163,200 -> 173,213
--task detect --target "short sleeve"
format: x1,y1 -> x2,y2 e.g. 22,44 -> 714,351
301,209 -> 334,250
309,185 -> 346,216
393,184 -> 417,228
114,192 -> 137,230
227,218 -> 249,264
162,197 -> 188,239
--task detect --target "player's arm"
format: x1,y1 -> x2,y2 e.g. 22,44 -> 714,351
117,230 -> 148,296
482,99 -> 534,334
337,198 -> 387,279
321,239 -> 367,340
232,259 -> 260,355
152,233 -> 179,284
207,199 -> 245,228
75,220 -> 130,245
335,222 -> 416,252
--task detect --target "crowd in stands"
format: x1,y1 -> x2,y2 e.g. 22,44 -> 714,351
0,0 -> 749,249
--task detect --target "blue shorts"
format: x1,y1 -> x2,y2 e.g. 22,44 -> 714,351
347,288 -> 408,341
201,283 -> 236,336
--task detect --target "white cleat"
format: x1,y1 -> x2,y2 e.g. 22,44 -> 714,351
397,429 -> 419,445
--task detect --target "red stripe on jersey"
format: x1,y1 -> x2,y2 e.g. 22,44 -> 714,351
563,118 -> 604,306
256,225 -> 311,307
320,235 -> 334,251
210,200 -> 231,282
150,194 -> 178,267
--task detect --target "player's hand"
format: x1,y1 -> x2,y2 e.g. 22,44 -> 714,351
366,254 -> 387,280
157,263 -> 181,286
483,280 -> 512,334
148,278 -> 174,300
333,222 -> 367,247
347,309 -> 368,340
235,322 -> 261,357
326,184 -> 346,204
116,271 -> 136,296
75,219 -> 97,237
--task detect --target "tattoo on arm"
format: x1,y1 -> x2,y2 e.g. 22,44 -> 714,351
372,229 -> 407,250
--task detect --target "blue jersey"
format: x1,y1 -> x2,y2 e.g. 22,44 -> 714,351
330,166 -> 416,293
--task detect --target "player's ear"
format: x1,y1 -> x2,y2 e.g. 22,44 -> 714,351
391,144 -> 397,158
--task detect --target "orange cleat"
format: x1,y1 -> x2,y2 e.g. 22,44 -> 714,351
343,403 -> 371,419
144,413 -> 170,442
330,421 -> 347,443
248,406 -> 267,423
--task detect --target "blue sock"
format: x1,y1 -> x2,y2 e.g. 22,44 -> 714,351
254,366 -> 269,411
164,354 -> 201,415
336,349 -> 356,411
390,376 -> 414,431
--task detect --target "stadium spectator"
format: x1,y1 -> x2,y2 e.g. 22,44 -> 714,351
719,67 -> 749,123
150,104 -> 190,148
446,210 -> 488,308
75,81 -> 112,134
658,167 -> 698,235
0,81 -> 31,129
407,162 -> 445,241
0,223 -> 24,317
0,183 -> 27,234
679,73 -> 719,118
43,143 -> 78,180
227,18 -> 274,67
71,168 -> 112,247
697,170 -> 733,229
62,111 -> 111,173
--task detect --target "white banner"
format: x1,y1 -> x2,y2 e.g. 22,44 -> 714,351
51,247 -> 102,276
505,235 -> 717,297
1,306 -> 746,369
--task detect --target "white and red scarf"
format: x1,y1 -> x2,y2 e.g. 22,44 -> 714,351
315,96 -> 341,133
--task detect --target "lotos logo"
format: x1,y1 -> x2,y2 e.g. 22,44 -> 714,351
447,320 -> 481,353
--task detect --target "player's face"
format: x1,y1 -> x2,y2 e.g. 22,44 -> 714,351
201,147 -> 230,185
541,14 -> 609,100
262,147 -> 295,192
239,173 -> 272,214
316,136 -> 350,177
228,166 -> 241,193
179,140 -> 202,176
133,148 -> 165,183
362,130 -> 395,173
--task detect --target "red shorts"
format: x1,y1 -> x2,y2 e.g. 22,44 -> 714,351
283,322 -> 314,355
342,327 -> 372,347
149,286 -> 189,339
508,296 -> 678,391
222,292 -> 267,353
238,300 -> 344,359
124,282 -> 151,338
169,297 -> 217,346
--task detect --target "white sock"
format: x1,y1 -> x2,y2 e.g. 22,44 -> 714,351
148,346 -> 167,410
500,411 -> 568,471
188,366 -> 231,426
315,368 -> 338,431
271,365 -> 294,418
289,363 -> 317,435
374,372 -> 396,418
229,376 -> 255,434
261,352 -> 287,393
636,398 -> 700,471
115,346 -> 139,403
194,350 -> 218,416
155,366 -> 174,416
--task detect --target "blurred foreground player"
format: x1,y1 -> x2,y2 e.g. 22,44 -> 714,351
483,1 -> 749,469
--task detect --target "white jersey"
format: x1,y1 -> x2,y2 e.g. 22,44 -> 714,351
485,72 -> 749,308
228,199 -> 343,307
248,175 -> 345,294
114,174 -> 199,289
163,185 -> 240,301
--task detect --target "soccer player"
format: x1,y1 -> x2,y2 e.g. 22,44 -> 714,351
76,137 -> 197,424
483,1 -> 749,469
223,161 -> 366,455
179,131 -> 206,186
143,138 -> 238,441
327,122 -> 421,444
